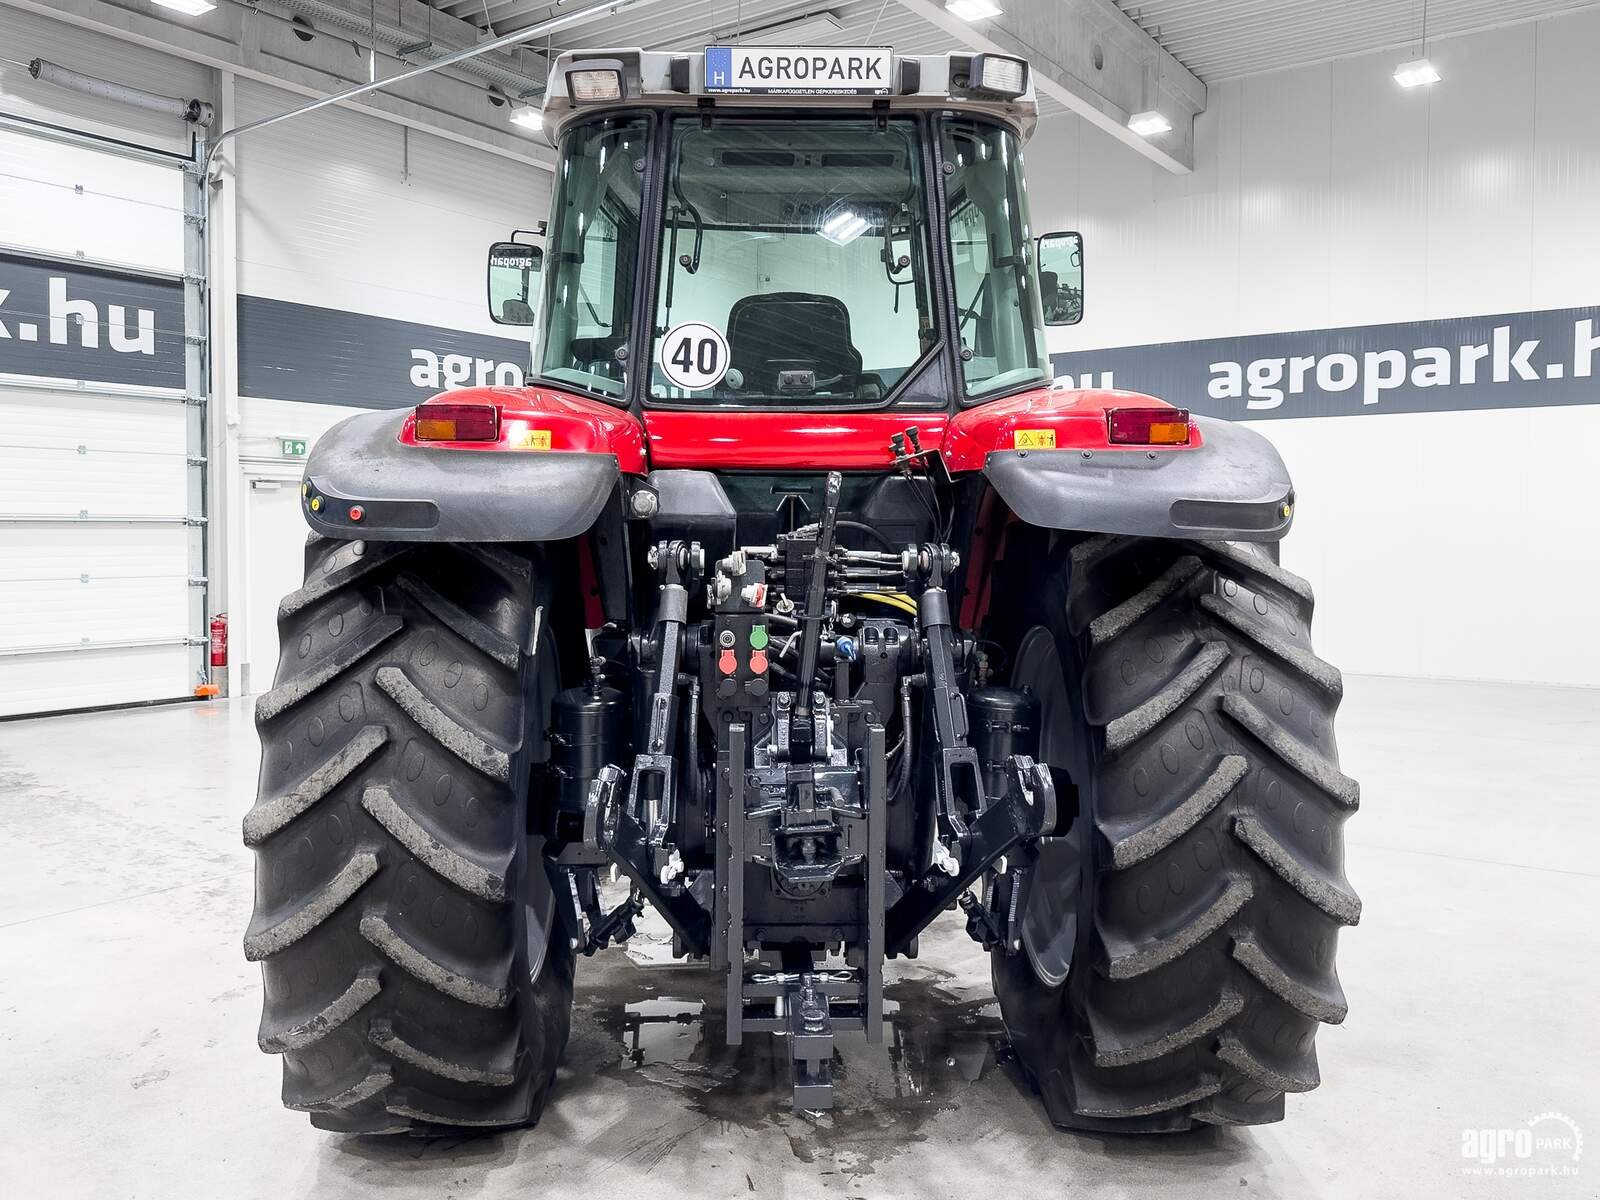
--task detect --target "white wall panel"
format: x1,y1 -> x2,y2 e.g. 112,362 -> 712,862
1421,25 -> 1537,319
1030,7 -> 1600,686
1269,406 -> 1600,689
0,131 -> 185,273
1236,65 -> 1335,335
233,79 -> 551,340
237,396 -> 366,458
1,644 -> 191,716
1529,14 -> 1600,310
0,388 -> 187,518
0,385 -> 193,706
1326,51 -> 1431,326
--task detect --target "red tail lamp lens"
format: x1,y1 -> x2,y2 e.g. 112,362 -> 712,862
415,402 -> 499,442
1107,407 -> 1190,446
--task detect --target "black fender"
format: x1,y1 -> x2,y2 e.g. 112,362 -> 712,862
299,409 -> 621,542
982,416 -> 1294,542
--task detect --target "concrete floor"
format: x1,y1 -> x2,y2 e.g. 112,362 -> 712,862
1,674 -> 1595,1199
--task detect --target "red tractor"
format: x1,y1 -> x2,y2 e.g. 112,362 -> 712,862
244,46 -> 1359,1135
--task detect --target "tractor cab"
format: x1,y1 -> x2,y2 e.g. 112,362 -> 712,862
488,47 -> 1084,415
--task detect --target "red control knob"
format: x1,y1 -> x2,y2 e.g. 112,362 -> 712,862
718,648 -> 738,675
749,649 -> 768,674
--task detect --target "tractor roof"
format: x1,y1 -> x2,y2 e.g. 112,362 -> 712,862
540,48 -> 1038,143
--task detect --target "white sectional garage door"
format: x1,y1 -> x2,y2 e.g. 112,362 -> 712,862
0,121 -> 204,716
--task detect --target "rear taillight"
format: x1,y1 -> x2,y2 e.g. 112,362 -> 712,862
1107,407 -> 1190,446
415,402 -> 499,442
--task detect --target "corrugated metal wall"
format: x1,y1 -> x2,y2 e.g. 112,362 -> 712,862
234,78 -> 551,341
1030,7 -> 1600,687
230,75 -> 552,455
0,6 -> 206,713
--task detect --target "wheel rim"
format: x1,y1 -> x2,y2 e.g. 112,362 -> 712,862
1011,625 -> 1086,989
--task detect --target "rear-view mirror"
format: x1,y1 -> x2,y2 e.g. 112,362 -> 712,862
487,241 -> 543,326
1038,231 -> 1083,326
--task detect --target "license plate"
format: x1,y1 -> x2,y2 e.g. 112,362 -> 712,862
703,46 -> 893,96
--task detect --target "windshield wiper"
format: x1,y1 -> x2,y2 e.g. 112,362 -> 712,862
957,276 -> 989,336
576,283 -> 602,326
669,146 -> 705,274
663,206 -> 683,325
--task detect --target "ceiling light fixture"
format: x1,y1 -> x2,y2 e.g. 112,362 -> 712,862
1395,0 -> 1440,88
722,12 -> 845,45
510,106 -> 543,131
946,0 -> 1003,23
151,0 -> 217,14
1128,110 -> 1171,137
1393,58 -> 1440,88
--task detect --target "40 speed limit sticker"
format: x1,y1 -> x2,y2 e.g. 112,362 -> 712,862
658,321 -> 730,391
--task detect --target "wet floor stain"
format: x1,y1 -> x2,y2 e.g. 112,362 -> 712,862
556,946 -> 1028,1176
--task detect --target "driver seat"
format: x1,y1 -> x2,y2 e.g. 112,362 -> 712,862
726,292 -> 863,393
500,297 -> 536,324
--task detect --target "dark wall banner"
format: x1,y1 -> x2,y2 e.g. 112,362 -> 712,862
0,252 -> 185,389
1051,305 -> 1600,421
237,295 -> 533,409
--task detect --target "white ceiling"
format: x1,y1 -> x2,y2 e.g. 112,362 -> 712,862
1113,0 -> 1600,81
431,0 -> 1600,83
462,1 -> 962,60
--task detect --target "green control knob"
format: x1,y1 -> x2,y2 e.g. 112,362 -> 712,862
749,624 -> 769,650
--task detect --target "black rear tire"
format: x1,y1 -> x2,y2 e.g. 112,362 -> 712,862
989,533 -> 1360,1131
243,536 -> 573,1134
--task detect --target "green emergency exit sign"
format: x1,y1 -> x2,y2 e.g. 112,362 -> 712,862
279,437 -> 308,458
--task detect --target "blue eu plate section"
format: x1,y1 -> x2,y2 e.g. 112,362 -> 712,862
705,45 -> 735,91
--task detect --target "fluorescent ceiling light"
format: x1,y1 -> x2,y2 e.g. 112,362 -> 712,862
726,12 -> 845,45
946,0 -> 1003,22
152,0 -> 216,13
819,209 -> 869,246
1127,110 -> 1171,137
510,107 -> 543,131
1393,58 -> 1441,88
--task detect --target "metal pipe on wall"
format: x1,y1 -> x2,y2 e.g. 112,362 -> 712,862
26,58 -> 215,127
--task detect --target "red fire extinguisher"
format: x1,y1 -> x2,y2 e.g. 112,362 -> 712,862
210,612 -> 228,668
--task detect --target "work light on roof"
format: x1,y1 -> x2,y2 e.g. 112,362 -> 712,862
566,60 -> 626,104
968,53 -> 1028,98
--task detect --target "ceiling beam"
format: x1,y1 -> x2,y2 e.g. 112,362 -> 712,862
291,0 -> 551,90
1,0 -> 556,168
893,0 -> 1206,174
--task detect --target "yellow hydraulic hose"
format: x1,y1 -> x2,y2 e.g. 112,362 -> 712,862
857,591 -> 918,617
